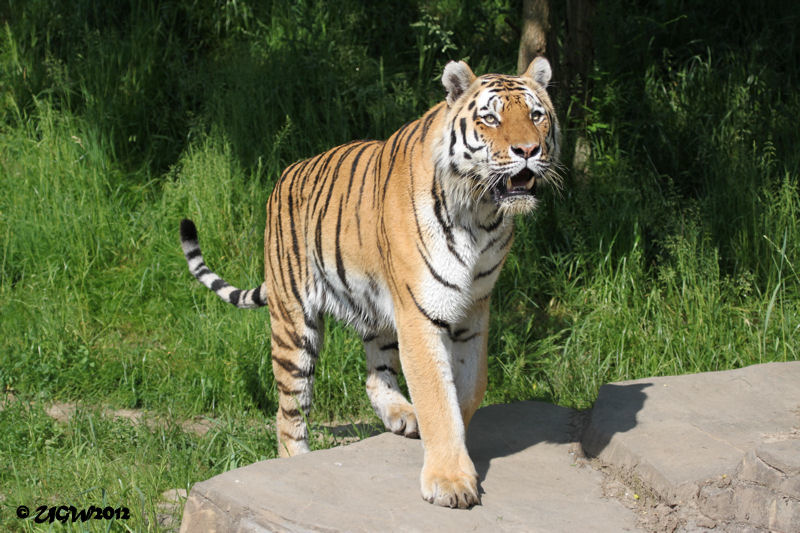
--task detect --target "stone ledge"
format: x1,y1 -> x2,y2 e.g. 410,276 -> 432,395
180,361 -> 800,532
180,402 -> 638,532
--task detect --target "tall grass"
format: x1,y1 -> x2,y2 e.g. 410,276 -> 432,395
1,0 -> 799,530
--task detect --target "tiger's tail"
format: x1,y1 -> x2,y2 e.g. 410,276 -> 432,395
179,219 -> 268,309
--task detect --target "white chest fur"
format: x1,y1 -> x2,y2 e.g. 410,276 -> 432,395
414,192 -> 512,326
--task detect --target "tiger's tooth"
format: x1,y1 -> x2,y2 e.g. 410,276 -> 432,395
526,175 -> 536,189
507,177 -> 513,190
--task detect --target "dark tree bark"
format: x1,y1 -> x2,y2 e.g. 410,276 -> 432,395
564,0 -> 595,177
517,0 -> 551,75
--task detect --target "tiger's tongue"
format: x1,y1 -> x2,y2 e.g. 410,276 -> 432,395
507,168 -> 535,191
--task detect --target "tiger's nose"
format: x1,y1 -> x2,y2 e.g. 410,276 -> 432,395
511,144 -> 541,159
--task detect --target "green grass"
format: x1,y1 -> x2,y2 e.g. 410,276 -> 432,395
1,0 -> 799,530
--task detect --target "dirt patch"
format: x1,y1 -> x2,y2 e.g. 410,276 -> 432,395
38,400 -> 217,437
592,459 -> 693,532
588,450 -> 800,532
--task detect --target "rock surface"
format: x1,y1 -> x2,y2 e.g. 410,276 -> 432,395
583,361 -> 800,532
181,362 -> 800,532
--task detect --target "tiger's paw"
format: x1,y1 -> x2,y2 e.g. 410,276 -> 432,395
384,404 -> 419,439
420,460 -> 480,509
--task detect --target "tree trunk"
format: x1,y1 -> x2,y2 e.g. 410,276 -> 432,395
565,0 -> 595,178
516,0 -> 550,75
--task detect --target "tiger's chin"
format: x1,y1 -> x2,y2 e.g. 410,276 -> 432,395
492,167 -> 541,216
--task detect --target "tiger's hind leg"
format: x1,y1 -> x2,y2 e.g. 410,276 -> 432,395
364,332 -> 419,438
269,304 -> 322,457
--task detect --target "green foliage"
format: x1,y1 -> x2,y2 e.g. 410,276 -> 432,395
1,0 -> 799,529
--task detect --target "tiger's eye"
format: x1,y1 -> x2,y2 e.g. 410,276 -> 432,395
531,110 -> 545,124
482,115 -> 498,126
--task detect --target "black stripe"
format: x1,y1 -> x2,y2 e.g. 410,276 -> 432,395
283,156 -> 314,198
210,278 -> 228,291
314,209 -> 326,270
497,229 -> 514,251
379,342 -> 398,351
318,263 -> 362,320
380,120 -> 418,203
313,143 -> 362,221
193,266 -> 211,278
479,215 -> 503,233
279,430 -> 304,441
345,142 -> 374,200
356,149 -> 379,242
284,192 -> 306,302
282,244 -> 305,304
314,147 -> 350,231
251,286 -> 266,307
417,244 -> 460,291
272,333 -> 292,350
406,284 -> 449,329
431,178 -> 466,266
275,300 -> 293,324
460,117 -> 483,153
400,119 -> 421,157
303,152 -> 335,208
475,258 -> 503,280
185,248 -> 202,260
276,382 -> 304,396
272,355 -> 314,379
408,162 -> 434,260
481,228 -> 513,254
285,328 -> 303,350
420,105 -> 442,140
374,365 -> 397,375
300,335 -> 319,359
229,289 -> 241,305
303,313 -> 318,331
280,192 -> 305,305
334,202 -> 349,290
280,405 -> 309,419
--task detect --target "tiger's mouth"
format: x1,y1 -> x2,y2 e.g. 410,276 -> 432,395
492,167 -> 536,203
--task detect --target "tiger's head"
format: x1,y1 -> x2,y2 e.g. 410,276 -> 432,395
438,57 -> 561,216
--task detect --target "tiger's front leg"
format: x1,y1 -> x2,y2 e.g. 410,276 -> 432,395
451,298 -> 491,431
364,332 -> 419,438
396,309 -> 480,509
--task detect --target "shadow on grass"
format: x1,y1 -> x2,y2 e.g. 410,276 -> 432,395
319,421 -> 384,441
467,383 -> 650,489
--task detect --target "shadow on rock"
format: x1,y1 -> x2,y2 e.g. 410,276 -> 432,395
467,383 -> 650,486
467,402 -> 576,485
580,382 -> 651,458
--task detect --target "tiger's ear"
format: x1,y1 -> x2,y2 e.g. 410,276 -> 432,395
442,60 -> 476,107
524,56 -> 552,88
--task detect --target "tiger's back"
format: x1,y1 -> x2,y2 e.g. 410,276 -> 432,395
180,57 -> 560,508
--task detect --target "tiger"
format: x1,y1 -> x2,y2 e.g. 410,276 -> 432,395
179,57 -> 560,508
